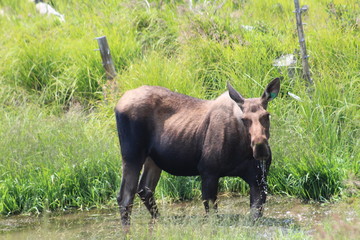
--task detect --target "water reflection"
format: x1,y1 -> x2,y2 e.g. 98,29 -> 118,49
0,196 -> 359,240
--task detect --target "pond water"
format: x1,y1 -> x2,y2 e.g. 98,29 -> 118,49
1,195 -> 359,239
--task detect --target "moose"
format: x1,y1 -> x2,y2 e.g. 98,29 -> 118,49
115,78 -> 280,226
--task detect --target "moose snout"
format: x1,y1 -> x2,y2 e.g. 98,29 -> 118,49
251,138 -> 270,160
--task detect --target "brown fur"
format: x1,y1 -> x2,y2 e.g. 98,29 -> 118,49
115,79 -> 280,226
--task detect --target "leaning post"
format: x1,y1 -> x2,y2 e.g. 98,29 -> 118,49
294,0 -> 313,85
95,36 -> 118,102
95,36 -> 117,80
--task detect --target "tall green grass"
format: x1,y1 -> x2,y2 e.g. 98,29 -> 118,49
0,0 -> 359,215
0,103 -> 120,214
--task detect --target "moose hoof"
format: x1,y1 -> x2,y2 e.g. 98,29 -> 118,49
250,207 -> 263,221
122,224 -> 130,235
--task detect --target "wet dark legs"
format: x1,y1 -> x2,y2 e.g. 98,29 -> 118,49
248,160 -> 269,220
118,157 -> 162,227
117,162 -> 142,226
201,175 -> 219,213
249,182 -> 267,219
137,158 -> 162,219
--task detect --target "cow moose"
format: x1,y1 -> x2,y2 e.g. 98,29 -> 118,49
115,78 -> 280,226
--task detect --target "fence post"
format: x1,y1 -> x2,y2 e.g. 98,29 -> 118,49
95,36 -> 117,80
294,0 -> 313,85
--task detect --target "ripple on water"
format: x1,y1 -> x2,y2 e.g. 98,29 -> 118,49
0,196 -> 359,239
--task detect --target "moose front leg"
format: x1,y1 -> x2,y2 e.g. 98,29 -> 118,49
246,158 -> 270,220
249,182 -> 267,219
249,167 -> 268,220
201,175 -> 219,213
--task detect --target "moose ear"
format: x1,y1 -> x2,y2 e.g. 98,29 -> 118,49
227,82 -> 245,105
261,78 -> 281,103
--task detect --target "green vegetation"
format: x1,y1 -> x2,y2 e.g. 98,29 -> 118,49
0,0 -> 359,216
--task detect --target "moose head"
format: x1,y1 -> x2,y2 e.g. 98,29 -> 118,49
227,78 -> 280,169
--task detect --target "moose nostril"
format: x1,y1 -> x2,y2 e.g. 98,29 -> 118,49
252,139 -> 267,147
251,138 -> 268,149
253,143 -> 270,160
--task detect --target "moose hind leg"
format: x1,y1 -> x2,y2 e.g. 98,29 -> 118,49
118,162 -> 143,226
137,158 -> 162,219
201,175 -> 219,213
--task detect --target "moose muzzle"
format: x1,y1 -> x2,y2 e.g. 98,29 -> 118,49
251,139 -> 270,161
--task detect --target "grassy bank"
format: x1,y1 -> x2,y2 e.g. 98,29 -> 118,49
0,0 -> 359,215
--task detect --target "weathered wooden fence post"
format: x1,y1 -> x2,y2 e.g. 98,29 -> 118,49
95,36 -> 118,102
294,0 -> 313,85
96,36 -> 117,80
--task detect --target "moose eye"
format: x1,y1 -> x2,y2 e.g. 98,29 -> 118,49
260,114 -> 270,127
242,118 -> 252,126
